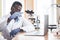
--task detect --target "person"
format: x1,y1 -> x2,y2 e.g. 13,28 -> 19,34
2,1 -> 35,40
7,1 -> 22,25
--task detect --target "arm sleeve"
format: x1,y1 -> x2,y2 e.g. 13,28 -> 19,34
6,19 -> 14,33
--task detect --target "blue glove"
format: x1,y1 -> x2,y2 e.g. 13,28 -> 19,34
10,28 -> 20,37
9,12 -> 22,20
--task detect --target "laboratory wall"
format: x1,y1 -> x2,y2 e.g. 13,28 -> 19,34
0,0 -> 2,17
24,0 -> 34,18
57,0 -> 60,22
57,0 -> 60,4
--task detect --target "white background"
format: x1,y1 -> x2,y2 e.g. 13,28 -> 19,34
34,0 -> 57,25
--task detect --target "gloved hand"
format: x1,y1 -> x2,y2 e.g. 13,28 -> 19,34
10,28 -> 25,37
10,28 -> 20,37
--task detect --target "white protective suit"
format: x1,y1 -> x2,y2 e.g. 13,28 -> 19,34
7,17 -> 35,33
2,12 -> 35,40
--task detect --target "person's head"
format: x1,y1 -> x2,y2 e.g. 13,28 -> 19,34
11,1 -> 22,15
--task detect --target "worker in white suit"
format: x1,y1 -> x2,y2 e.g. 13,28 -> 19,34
2,1 -> 35,40
7,13 -> 35,35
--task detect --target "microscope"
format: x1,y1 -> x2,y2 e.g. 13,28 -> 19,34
25,10 -> 40,30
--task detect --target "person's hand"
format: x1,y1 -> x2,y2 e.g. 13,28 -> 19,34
10,28 -> 20,37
